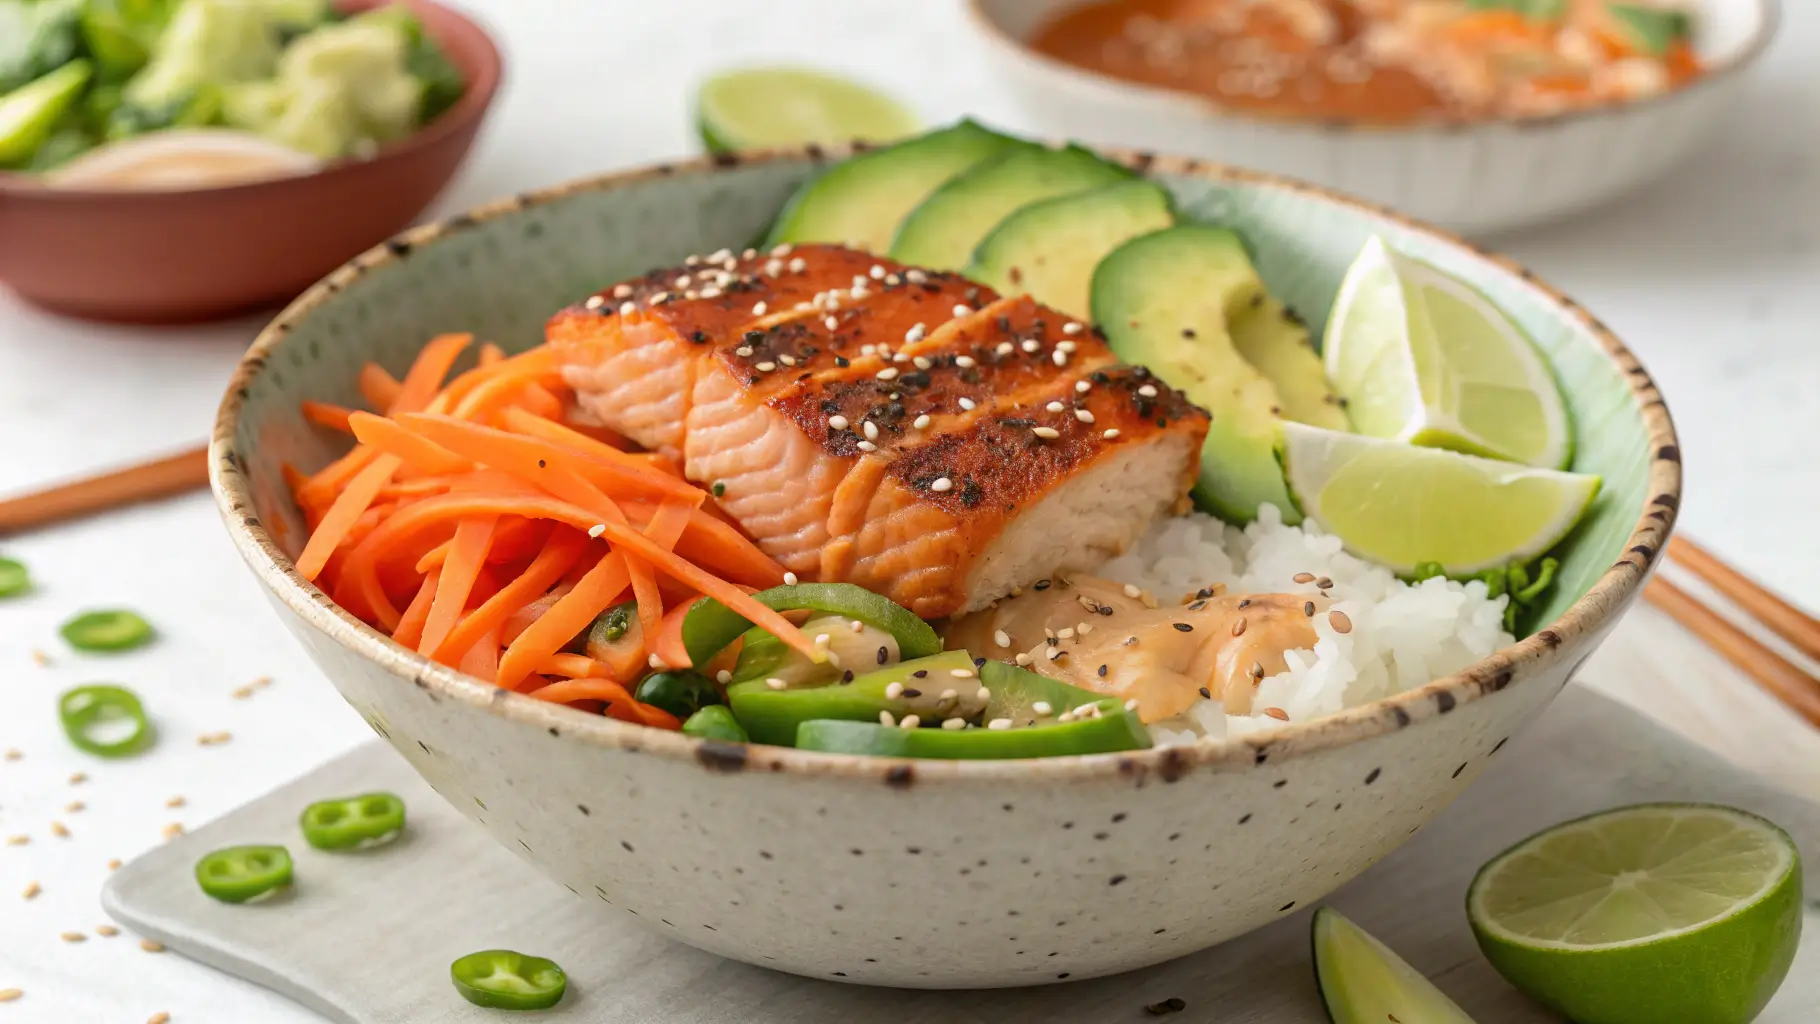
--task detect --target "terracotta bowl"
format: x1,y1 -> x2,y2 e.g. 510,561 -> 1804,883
210,147 -> 1680,988
968,0 -> 1778,236
0,0 -> 502,324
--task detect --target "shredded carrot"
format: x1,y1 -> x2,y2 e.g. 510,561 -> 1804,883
433,529 -> 586,663
301,400 -> 357,433
389,333 -> 473,414
497,550 -> 631,692
401,413 -> 702,504
653,596 -> 699,670
296,455 -> 400,580
478,342 -> 506,367
419,515 -> 498,656
526,677 -> 679,728
348,412 -> 471,476
457,621 -> 503,683
358,363 -> 405,410
536,653 -> 614,679
393,567 -> 440,650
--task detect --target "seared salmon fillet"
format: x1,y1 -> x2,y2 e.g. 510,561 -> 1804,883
550,245 -> 1207,618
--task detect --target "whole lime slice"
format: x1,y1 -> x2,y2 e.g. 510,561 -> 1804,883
1468,803 -> 1803,1024
694,67 -> 919,154
1324,235 -> 1572,470
1313,908 -> 1479,1023
1280,421 -> 1600,575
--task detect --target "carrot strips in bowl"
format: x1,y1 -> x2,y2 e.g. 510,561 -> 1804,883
285,336 -> 805,729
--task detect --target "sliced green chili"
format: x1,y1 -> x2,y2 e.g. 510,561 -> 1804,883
60,609 -> 154,652
300,792 -> 407,850
195,845 -> 294,903
451,949 -> 568,1010
0,557 -> 30,597
681,704 -> 749,743
58,684 -> 152,758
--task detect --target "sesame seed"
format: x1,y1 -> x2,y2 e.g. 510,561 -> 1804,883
885,682 -> 904,700
1015,652 -> 1033,666
22,881 -> 40,899
1123,584 -> 1143,598
1033,701 -> 1054,716
906,269 -> 928,283
1056,340 -> 1077,353
996,341 -> 1015,355
765,259 -> 784,277
619,301 -> 636,315
673,275 -> 691,289
61,932 -> 85,943
987,718 -> 1012,730
140,939 -> 165,953
869,265 -> 886,280
879,710 -> 896,727
994,630 -> 1011,648
584,295 -> 606,310
0,989 -> 19,1002
824,316 -> 840,331
4,836 -> 24,846
939,688 -> 959,703
777,354 -> 796,366
900,714 -> 922,730
905,323 -> 926,343
893,351 -> 908,363
48,821 -> 69,838
708,248 -> 733,263
1232,617 -> 1248,637
765,678 -> 787,691
863,421 -> 879,441
931,477 -> 953,493
828,414 -> 849,430
950,668 -> 975,679
1126,699 -> 1140,712
1054,351 -> 1071,367
107,859 -> 121,871
95,925 -> 118,937
148,1013 -> 171,1024
613,284 -> 634,298
783,571 -> 799,585
771,243 -> 794,257
65,801 -> 82,813
976,685 -> 991,701
3,749 -> 18,761
231,686 -> 254,699
1020,339 -> 1040,353
1075,380 -> 1091,393
1329,611 -> 1354,634
735,346 -> 754,357
1293,572 -> 1316,584
1102,428 -> 1121,439
857,440 -> 878,452
1304,601 -> 1316,617
1057,627 -> 1075,640
1264,707 -> 1290,721
942,717 -> 967,731
788,258 -> 807,273
754,361 -> 777,372
913,414 -> 931,430
958,397 -> 976,411
716,670 -> 732,684
162,823 -> 184,840
876,367 -> 899,381
850,619 -> 866,633
588,524 -> 606,538
956,355 -> 976,368
1032,426 -> 1060,439
1046,401 -> 1065,412
952,304 -> 972,317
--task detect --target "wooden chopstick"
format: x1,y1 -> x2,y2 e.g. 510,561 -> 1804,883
1666,536 -> 1820,664
0,445 -> 211,535
1645,575 -> 1820,729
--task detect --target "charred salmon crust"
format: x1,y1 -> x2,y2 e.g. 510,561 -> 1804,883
552,245 -> 1209,617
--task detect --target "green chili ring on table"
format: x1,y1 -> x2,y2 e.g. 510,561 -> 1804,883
58,684 -> 153,758
680,582 -> 942,667
450,949 -> 569,1010
59,608 -> 155,652
0,556 -> 31,597
195,845 -> 294,904
300,792 -> 408,850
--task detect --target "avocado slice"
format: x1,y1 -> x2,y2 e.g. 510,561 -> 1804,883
1312,908 -> 1478,1023
0,59 -> 92,168
888,142 -> 1133,271
728,650 -> 981,747
964,178 -> 1175,320
1231,295 -> 1351,432
795,701 -> 1152,759
764,119 -> 1019,253
1093,224 -> 1301,524
979,661 -> 1107,726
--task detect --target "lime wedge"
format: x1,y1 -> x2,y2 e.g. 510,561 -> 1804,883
1324,236 -> 1572,469
1313,908 -> 1479,1023
1280,422 -> 1599,575
1469,803 -> 1803,1024
695,67 -> 919,154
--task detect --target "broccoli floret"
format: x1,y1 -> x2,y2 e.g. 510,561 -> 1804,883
222,16 -> 424,159
0,0 -> 84,93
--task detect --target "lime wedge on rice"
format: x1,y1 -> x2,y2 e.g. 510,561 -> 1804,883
1468,803 -> 1802,1024
695,67 -> 919,154
1312,908 -> 1479,1024
1280,422 -> 1599,576
1325,235 -> 1573,470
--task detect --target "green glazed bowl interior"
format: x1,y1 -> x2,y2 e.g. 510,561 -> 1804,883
215,146 -> 1679,774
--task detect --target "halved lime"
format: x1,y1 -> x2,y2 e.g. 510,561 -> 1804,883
1281,422 -> 1599,575
1313,908 -> 1479,1023
1469,803 -> 1802,1024
694,67 -> 919,154
1324,236 -> 1572,470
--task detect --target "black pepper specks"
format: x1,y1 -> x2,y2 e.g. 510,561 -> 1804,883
1171,622 -> 1193,633
1365,767 -> 1381,785
1109,874 -> 1126,886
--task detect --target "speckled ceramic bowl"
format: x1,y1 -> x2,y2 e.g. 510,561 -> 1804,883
210,147 -> 1680,989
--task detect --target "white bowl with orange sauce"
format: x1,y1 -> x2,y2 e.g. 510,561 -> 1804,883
968,0 -> 1778,235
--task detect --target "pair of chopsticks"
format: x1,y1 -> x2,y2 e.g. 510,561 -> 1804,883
2,447 -> 1816,727
1644,538 -> 1820,728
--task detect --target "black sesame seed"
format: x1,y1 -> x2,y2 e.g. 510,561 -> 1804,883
1304,601 -> 1315,617
974,656 -> 986,667
1034,579 -> 1051,591
902,689 -> 922,699
1195,588 -> 1214,600
1172,622 -> 1193,633
537,459 -> 546,468
876,646 -> 889,665
710,481 -> 726,497
840,670 -> 855,684
834,356 -> 850,368
1187,600 -> 1206,611
1198,687 -> 1211,699
913,670 -> 928,678
1238,598 -> 1252,609
1097,664 -> 1108,677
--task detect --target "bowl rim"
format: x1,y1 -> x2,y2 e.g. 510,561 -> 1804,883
963,0 -> 1781,134
211,143 -> 1681,785
0,0 -> 503,201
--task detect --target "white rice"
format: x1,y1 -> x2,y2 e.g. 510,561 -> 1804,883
1094,506 -> 1513,745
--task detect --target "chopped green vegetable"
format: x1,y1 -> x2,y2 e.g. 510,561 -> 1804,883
0,0 -> 82,94
1465,0 -> 1566,18
681,704 -> 748,743
58,684 -> 153,758
795,700 -> 1153,759
680,582 -> 942,669
0,59 -> 92,167
450,950 -> 568,1010
1608,3 -> 1693,56
60,608 -> 154,652
1410,556 -> 1561,632
195,844 -> 293,903
299,792 -> 406,850
124,0 -> 284,115
0,556 -> 30,597
633,670 -> 722,720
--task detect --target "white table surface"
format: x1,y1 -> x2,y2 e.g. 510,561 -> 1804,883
0,2 -> 1816,1020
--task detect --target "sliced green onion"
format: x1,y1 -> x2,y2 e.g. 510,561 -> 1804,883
450,949 -> 568,1010
0,557 -> 31,598
60,609 -> 154,652
195,845 -> 293,903
58,684 -> 153,758
300,792 -> 407,851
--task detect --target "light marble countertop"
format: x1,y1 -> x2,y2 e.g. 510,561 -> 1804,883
0,1 -> 1815,1020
